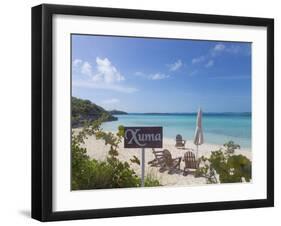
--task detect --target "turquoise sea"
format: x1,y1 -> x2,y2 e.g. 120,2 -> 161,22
101,113 -> 251,148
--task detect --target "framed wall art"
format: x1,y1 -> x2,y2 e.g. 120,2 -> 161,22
32,4 -> 274,221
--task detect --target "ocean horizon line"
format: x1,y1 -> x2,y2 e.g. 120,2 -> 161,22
102,112 -> 252,148
114,112 -> 252,115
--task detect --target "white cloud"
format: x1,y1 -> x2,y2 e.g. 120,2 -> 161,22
134,72 -> 170,80
212,43 -> 250,56
225,45 -> 247,54
205,60 -> 214,68
73,59 -> 82,67
192,56 -> 205,64
228,46 -> 240,54
150,73 -> 170,80
192,43 -> 250,67
213,43 -> 225,52
102,98 -> 120,104
72,57 -> 137,93
81,61 -> 92,77
93,57 -> 125,83
192,43 -> 245,66
75,57 -> 125,83
73,80 -> 138,93
210,43 -> 226,57
168,59 -> 182,71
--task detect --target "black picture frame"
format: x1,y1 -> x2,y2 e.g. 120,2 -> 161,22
32,3 -> 274,222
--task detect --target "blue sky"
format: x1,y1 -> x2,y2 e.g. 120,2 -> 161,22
72,34 -> 251,113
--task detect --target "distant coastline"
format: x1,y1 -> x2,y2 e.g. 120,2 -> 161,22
109,110 -> 128,115
71,96 -> 251,148
118,112 -> 251,116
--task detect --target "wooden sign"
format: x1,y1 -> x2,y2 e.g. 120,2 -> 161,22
124,127 -> 163,148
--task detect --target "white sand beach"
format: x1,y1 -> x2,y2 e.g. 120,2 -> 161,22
73,128 -> 252,187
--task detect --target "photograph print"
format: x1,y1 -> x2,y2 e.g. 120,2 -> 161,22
71,34 -> 252,190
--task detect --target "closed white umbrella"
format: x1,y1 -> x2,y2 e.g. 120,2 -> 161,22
194,108 -> 204,158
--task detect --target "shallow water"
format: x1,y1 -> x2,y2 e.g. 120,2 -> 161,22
101,113 -> 251,148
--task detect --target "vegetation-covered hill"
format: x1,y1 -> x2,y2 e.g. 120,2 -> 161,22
72,97 -> 117,127
109,110 -> 128,115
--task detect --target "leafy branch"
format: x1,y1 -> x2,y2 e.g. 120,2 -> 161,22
195,141 -> 251,184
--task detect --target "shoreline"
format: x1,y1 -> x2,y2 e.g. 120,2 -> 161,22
73,128 -> 252,186
101,122 -> 252,150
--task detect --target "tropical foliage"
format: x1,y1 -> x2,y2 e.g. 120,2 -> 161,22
195,141 -> 251,184
72,97 -> 117,127
71,115 -> 161,190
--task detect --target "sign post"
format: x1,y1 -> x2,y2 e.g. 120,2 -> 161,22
141,147 -> 145,187
124,127 -> 163,187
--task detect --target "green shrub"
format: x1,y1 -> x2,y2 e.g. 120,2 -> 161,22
196,141 -> 251,184
71,117 -> 161,190
144,172 -> 162,187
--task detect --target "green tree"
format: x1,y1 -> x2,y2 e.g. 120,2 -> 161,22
72,96 -> 117,127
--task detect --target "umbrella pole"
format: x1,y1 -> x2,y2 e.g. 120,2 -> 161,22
196,145 -> 198,159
